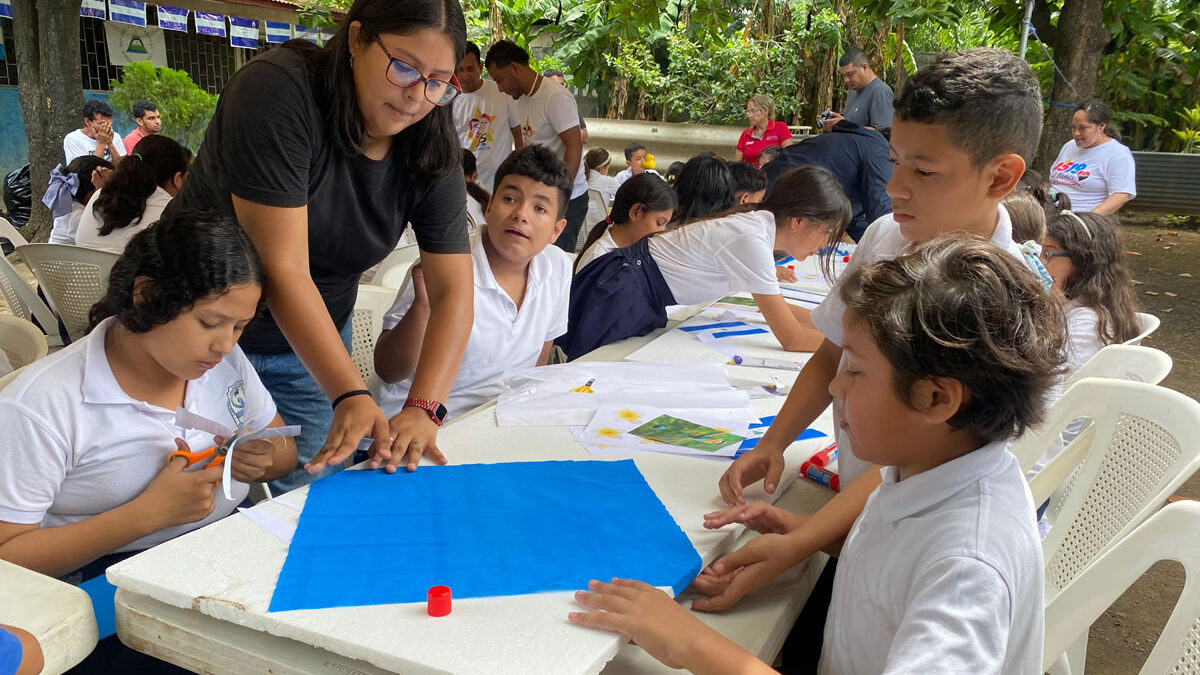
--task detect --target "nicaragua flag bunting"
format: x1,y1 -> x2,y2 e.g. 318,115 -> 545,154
0,1 -> 12,19
265,21 -> 291,44
229,16 -> 259,49
81,0 -> 106,18
108,0 -> 146,26
155,5 -> 188,32
194,11 -> 225,37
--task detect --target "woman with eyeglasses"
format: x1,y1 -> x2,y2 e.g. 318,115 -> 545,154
165,0 -> 474,492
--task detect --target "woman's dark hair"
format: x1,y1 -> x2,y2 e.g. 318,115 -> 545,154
577,174 -> 676,264
1076,99 -> 1121,142
763,165 -> 853,278
670,153 -> 735,226
1046,210 -> 1141,345
584,147 -> 611,180
89,210 -> 265,333
284,0 -> 466,177
62,155 -> 114,204
729,161 -> 767,198
462,148 -> 490,211
91,134 -> 188,236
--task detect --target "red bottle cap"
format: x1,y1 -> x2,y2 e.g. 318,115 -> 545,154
427,585 -> 452,617
842,255 -> 850,263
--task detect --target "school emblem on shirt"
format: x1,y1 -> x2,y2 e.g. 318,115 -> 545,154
227,381 -> 247,428
467,109 -> 495,152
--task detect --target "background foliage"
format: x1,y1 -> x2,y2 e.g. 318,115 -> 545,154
109,61 -> 218,150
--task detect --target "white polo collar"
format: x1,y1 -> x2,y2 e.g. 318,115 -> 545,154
81,316 -> 204,408
872,439 -> 1010,524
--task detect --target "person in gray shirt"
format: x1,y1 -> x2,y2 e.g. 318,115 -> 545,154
821,48 -> 894,131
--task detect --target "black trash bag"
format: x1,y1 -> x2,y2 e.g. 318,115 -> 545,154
3,163 -> 32,228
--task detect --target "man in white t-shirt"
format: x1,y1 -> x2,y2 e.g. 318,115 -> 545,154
485,40 -> 589,253
63,99 -> 126,163
453,42 -> 518,192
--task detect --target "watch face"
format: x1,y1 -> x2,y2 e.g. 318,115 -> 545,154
435,403 -> 448,421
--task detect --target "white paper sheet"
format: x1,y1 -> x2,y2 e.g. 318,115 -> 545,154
578,404 -> 753,458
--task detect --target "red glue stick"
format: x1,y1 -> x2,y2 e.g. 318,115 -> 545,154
800,461 -> 840,491
807,441 -> 837,468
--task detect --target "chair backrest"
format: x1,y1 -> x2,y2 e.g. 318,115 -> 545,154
1028,378 -> 1200,605
0,365 -> 23,391
580,188 -> 609,250
0,314 -> 48,370
0,216 -> 29,249
1065,344 -> 1172,388
18,243 -> 119,342
350,284 -> 399,384
370,244 -> 421,289
1125,312 -> 1160,345
1043,500 -> 1200,674
0,253 -> 62,347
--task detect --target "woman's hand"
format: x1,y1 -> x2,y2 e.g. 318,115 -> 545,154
305,395 -> 392,473
377,407 -> 447,472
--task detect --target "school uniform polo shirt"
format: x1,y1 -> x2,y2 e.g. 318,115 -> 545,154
0,318 -> 276,553
821,441 -> 1044,674
648,210 -> 780,305
377,230 -> 571,419
811,204 -> 1027,486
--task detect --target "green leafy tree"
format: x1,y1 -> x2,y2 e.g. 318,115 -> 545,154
109,61 -> 218,151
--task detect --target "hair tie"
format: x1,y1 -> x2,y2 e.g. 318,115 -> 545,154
1019,240 -> 1054,292
1062,210 -> 1092,240
131,152 -> 143,161
602,215 -> 613,226
41,165 -> 79,219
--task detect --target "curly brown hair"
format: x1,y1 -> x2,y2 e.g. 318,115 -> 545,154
1045,210 -> 1141,344
840,236 -> 1066,442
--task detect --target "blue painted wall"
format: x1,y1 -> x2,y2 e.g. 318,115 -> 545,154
0,88 -> 133,176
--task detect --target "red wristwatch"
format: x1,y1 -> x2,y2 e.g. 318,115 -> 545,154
404,397 -> 448,426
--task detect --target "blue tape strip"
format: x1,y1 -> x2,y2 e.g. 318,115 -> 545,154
735,428 -> 827,456
712,328 -> 770,338
678,321 -> 747,332
776,256 -> 795,265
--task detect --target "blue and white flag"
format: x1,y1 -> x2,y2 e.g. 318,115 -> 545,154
81,0 -> 106,19
295,24 -> 335,45
0,1 -> 13,19
194,11 -> 225,37
155,5 -> 188,32
229,16 -> 259,49
108,0 -> 146,27
265,21 -> 291,44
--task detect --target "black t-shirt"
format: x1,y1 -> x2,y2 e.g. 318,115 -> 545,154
171,47 -> 469,354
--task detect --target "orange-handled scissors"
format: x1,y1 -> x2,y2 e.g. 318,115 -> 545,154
168,428 -> 247,469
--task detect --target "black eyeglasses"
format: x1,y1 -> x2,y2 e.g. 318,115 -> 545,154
375,38 -> 461,106
1039,250 -> 1071,263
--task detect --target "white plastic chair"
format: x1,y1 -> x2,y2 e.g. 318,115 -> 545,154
0,253 -> 63,347
0,314 -> 48,370
1065,344 -> 1172,388
18,243 -> 119,342
1124,312 -> 1160,345
1043,500 -> 1200,674
370,244 -> 421,290
350,284 -> 398,385
1024,379 -> 1200,673
0,216 -> 29,249
579,188 -> 609,251
0,365 -> 23,390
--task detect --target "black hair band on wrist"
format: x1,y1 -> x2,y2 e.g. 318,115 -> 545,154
332,389 -> 372,409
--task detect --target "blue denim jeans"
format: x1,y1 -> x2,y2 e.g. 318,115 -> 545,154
247,320 -> 353,495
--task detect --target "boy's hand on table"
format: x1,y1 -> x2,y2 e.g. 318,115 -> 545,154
569,578 -> 710,669
719,446 -> 787,505
704,501 -> 810,535
690,533 -> 799,612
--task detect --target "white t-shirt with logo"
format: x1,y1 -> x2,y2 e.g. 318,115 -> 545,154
454,80 -> 517,192
1049,139 -> 1137,212
0,317 -> 277,553
648,210 -> 780,305
513,78 -> 588,199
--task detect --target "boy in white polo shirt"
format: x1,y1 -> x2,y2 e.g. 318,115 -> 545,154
375,145 -> 571,423
569,237 -> 1065,674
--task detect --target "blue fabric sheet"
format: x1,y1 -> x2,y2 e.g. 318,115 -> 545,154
734,416 -> 827,457
79,575 -> 117,639
270,460 -> 702,612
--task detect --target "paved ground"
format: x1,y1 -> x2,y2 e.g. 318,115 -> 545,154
1085,215 -> 1200,673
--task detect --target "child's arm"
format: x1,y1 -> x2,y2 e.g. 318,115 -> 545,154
374,267 -> 429,384
0,455 -> 224,578
568,579 -> 778,675
719,337 -> 841,505
227,413 -> 299,483
536,341 -> 554,367
753,293 -> 823,352
0,624 -> 43,675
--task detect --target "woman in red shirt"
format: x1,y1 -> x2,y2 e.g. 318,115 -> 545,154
735,94 -> 794,167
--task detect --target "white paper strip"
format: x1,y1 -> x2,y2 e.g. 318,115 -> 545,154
238,506 -> 295,543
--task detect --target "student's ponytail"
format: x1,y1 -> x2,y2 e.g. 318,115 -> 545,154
92,134 -> 189,236
89,209 -> 264,333
759,165 -> 852,279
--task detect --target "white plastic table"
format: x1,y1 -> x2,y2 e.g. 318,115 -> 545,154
109,310 -> 837,675
0,558 -> 98,674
